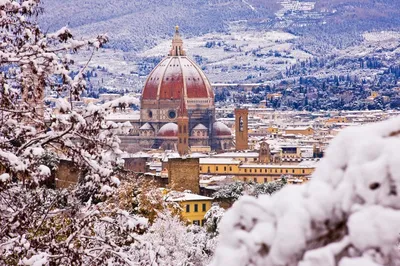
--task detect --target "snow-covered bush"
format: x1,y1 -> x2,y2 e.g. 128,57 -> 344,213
212,179 -> 286,205
211,117 -> 400,266
204,204 -> 225,234
131,211 -> 217,266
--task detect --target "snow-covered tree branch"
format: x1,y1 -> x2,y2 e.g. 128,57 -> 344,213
211,117 -> 400,266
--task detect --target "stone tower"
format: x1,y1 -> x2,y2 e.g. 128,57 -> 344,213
22,67 -> 45,118
235,108 -> 249,151
168,158 -> 200,194
177,94 -> 189,156
259,141 -> 271,163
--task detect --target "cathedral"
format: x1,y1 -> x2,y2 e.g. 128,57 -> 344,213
119,27 -> 233,154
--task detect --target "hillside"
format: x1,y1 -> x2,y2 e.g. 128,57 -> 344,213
39,0 -> 278,51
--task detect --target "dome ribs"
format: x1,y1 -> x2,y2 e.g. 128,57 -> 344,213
159,57 -> 184,100
142,57 -> 169,100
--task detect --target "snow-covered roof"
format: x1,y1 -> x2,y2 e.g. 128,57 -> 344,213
199,158 -> 241,165
166,192 -> 213,202
286,126 -> 312,131
140,122 -> 154,130
212,152 -> 259,158
158,123 -> 178,137
239,164 -> 315,169
189,153 -> 208,158
212,121 -> 232,136
192,123 -> 208,130
106,112 -> 140,122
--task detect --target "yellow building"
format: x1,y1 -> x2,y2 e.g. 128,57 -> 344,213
284,126 -> 314,136
371,91 -> 379,98
190,146 -> 211,153
236,164 -> 314,183
267,126 -> 279,134
166,192 -> 213,226
326,116 -> 349,124
267,93 -> 283,100
199,158 -> 315,184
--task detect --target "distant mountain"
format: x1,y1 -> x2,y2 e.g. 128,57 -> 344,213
39,0 -> 279,51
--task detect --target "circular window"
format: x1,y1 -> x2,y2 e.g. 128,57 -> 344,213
168,110 -> 176,119
148,110 -> 153,118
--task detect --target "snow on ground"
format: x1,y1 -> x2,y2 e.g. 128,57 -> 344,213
212,116 -> 400,266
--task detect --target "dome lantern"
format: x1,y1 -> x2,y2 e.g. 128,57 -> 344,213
169,25 -> 186,56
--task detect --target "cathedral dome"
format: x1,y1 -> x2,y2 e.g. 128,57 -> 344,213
142,56 -> 213,100
212,122 -> 232,137
157,123 -> 178,137
140,27 -> 214,123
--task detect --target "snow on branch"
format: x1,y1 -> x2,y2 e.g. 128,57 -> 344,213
212,117 -> 400,266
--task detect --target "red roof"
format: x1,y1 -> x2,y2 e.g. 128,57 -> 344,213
157,123 -> 178,137
142,56 -> 213,100
213,122 -> 232,136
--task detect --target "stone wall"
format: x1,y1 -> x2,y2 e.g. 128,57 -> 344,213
168,158 -> 200,194
55,160 -> 80,189
124,157 -> 148,173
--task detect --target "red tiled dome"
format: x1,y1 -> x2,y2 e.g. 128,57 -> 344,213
212,122 -> 232,136
142,26 -> 213,102
157,123 -> 178,137
142,56 -> 213,100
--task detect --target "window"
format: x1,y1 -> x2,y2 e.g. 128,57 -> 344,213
275,169 -> 277,173
194,204 -> 198,212
249,169 -> 252,173
207,166 -> 210,173
179,126 -> 182,133
254,177 -> 257,182
201,219 -> 206,226
286,169 -> 288,173
199,167 -> 202,171
186,204 -> 190,213
244,177 -> 247,182
224,166 -> 226,171
264,178 -> 267,183
302,169 -> 305,174
202,203 -> 206,212
292,169 -> 295,174
244,169 -> 247,173
168,110 -> 176,119
184,138 -> 186,144
184,125 -> 187,133
254,169 -> 257,173
193,220 -> 200,225
229,166 -> 232,171
216,166 -> 219,171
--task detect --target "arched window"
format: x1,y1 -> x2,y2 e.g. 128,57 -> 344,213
239,117 -> 244,132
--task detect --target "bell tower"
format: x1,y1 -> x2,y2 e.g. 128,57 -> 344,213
259,141 -> 271,163
177,92 -> 189,156
235,108 -> 248,151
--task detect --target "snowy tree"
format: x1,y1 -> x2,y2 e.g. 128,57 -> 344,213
0,0 -> 143,200
0,1 -> 148,264
211,117 -> 400,266
212,180 -> 286,205
204,204 -> 225,234
131,211 -> 217,266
